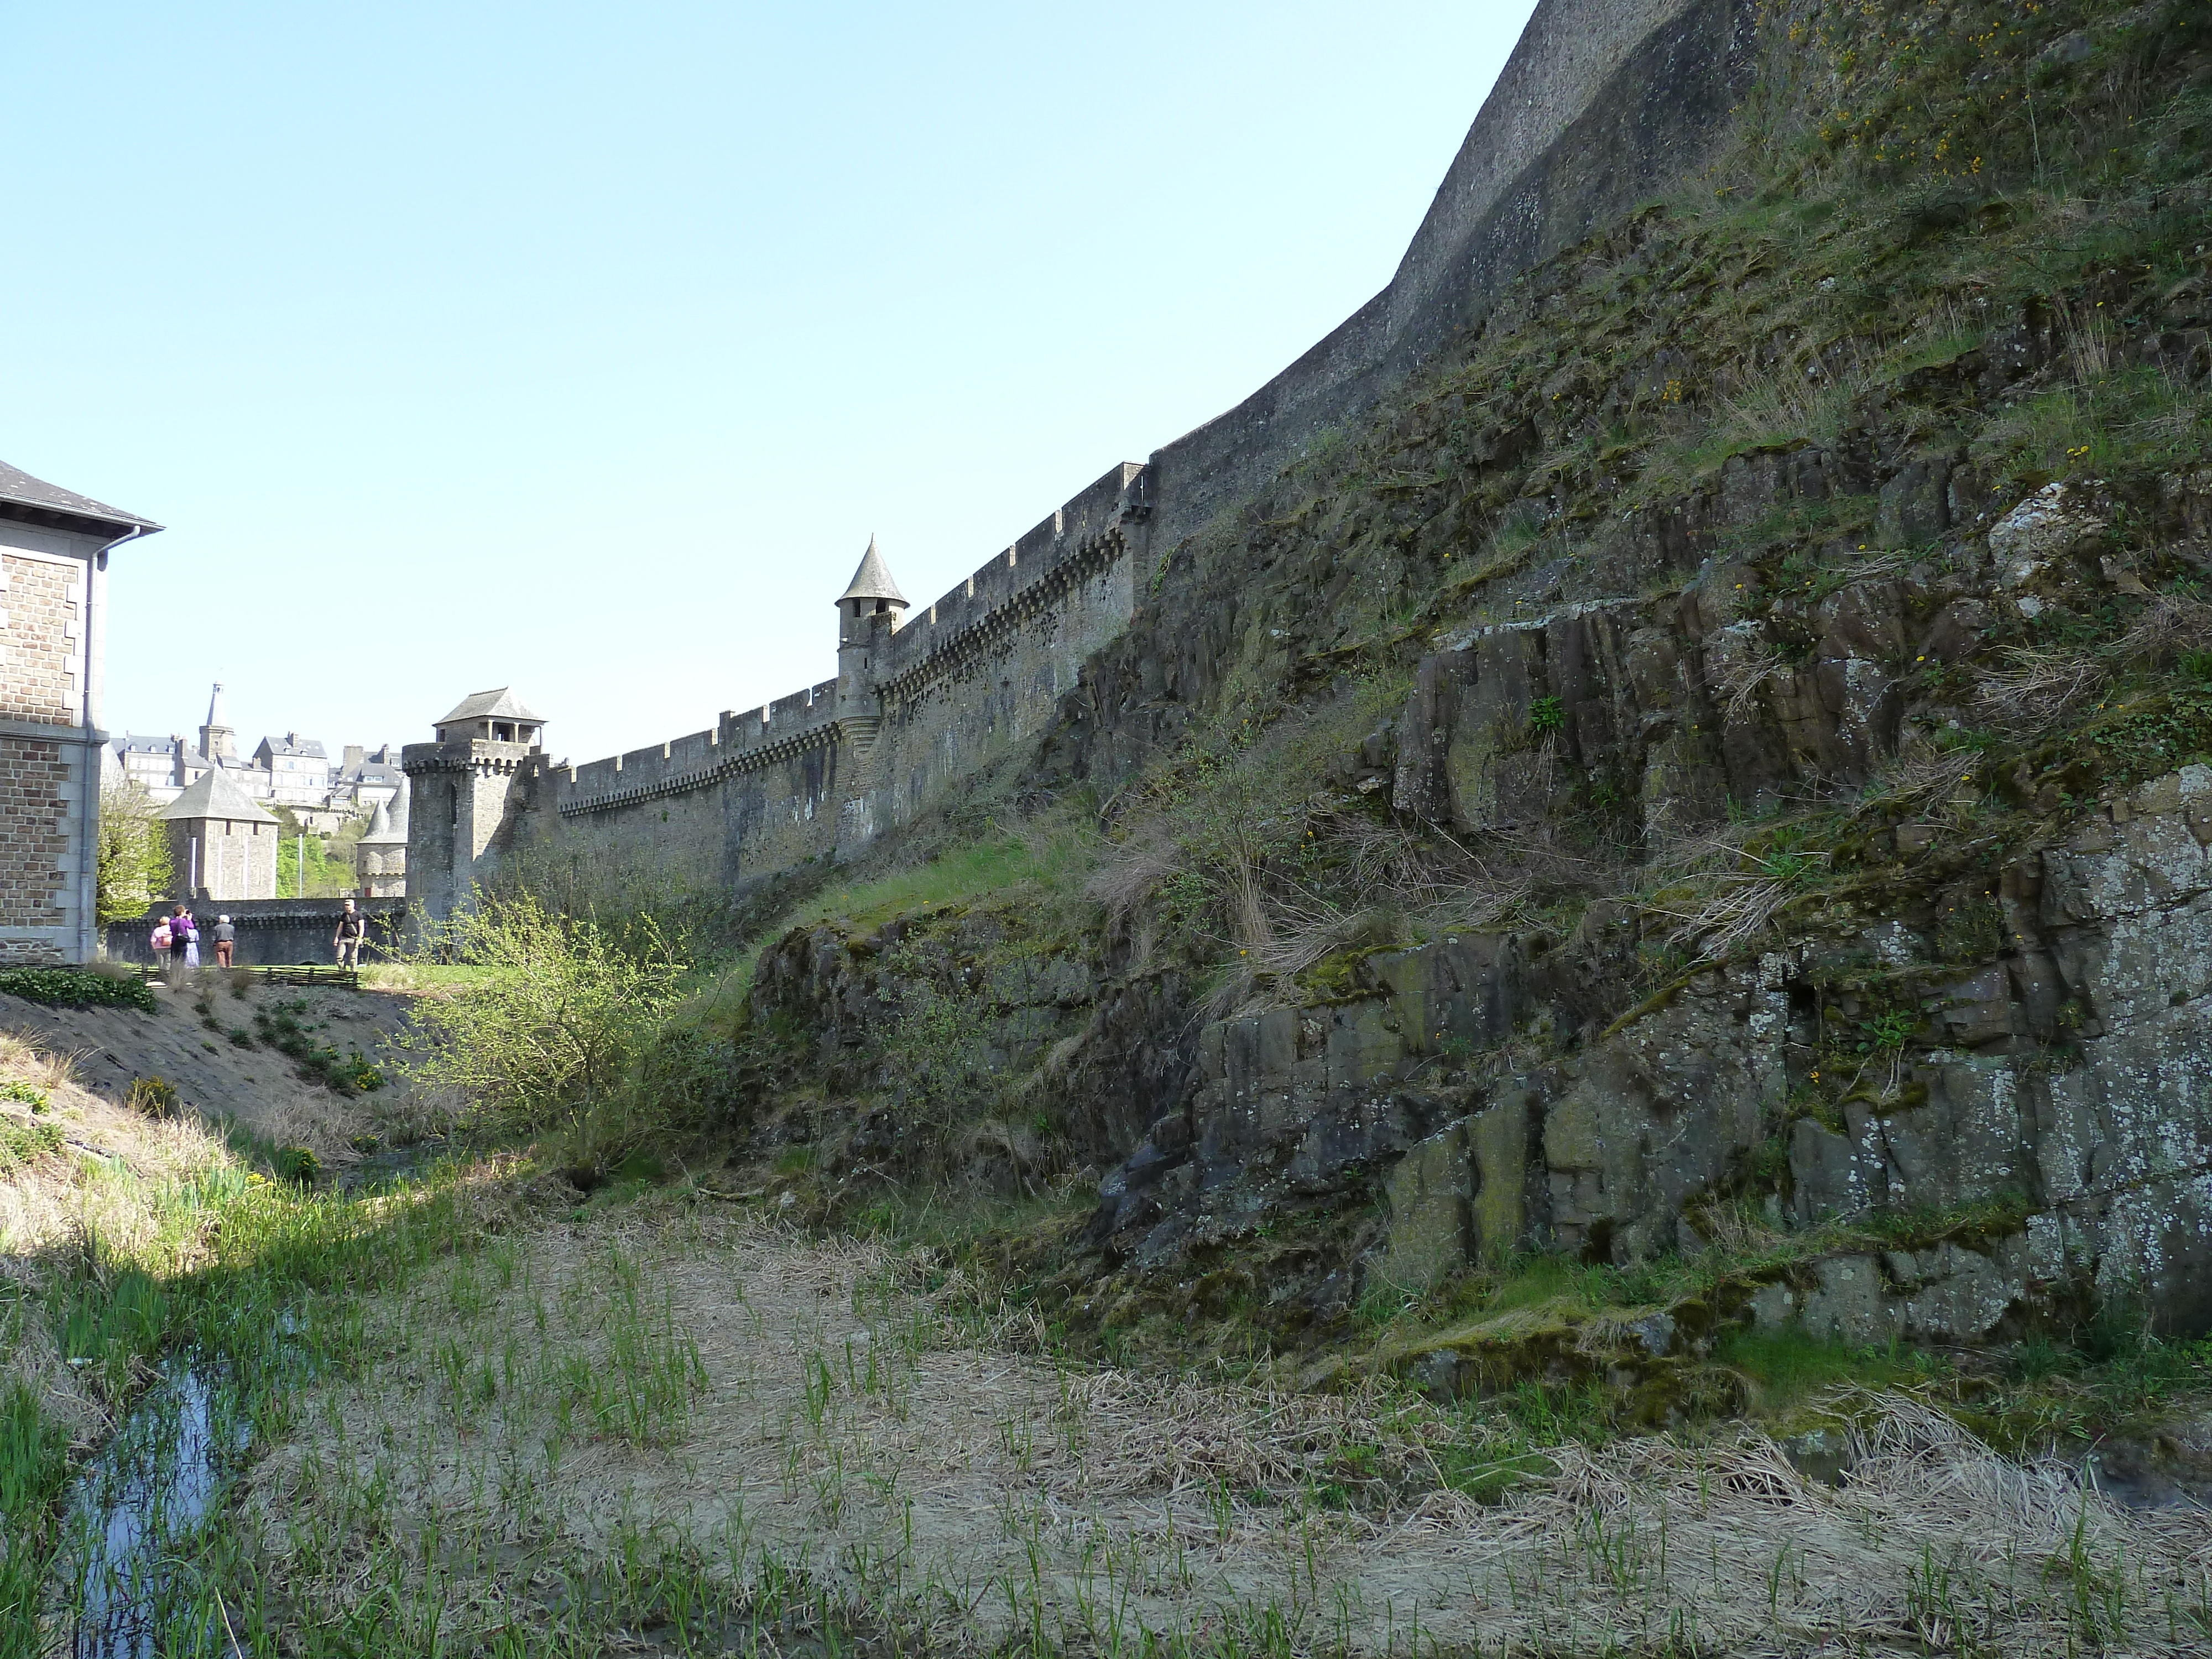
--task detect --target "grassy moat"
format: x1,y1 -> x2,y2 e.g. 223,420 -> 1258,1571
13,0 -> 2212,1651
2,942 -> 2207,1656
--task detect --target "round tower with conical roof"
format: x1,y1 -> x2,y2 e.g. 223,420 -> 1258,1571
356,779 -> 409,899
834,535 -> 907,723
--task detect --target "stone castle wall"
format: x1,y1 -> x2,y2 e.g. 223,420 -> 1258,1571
106,897 -> 407,966
407,0 -> 1763,914
408,466 -> 1151,911
1145,0 -> 1755,552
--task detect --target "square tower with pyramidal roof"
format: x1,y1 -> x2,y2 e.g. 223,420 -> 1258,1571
401,688 -> 546,926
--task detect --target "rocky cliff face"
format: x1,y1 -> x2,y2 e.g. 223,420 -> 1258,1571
728,0 -> 2212,1376
1090,761 -> 2212,1350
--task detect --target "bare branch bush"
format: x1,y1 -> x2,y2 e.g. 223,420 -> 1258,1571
1975,647 -> 2109,727
2111,590 -> 2212,671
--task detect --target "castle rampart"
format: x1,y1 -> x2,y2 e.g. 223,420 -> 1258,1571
405,465 -> 1153,919
405,1 -> 1761,921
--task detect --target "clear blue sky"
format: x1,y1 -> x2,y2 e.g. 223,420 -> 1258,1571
3,2 -> 1536,767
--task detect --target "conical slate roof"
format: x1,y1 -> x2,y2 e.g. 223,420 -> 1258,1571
204,681 -> 227,728
159,766 -> 278,825
358,796 -> 405,846
837,536 -> 907,607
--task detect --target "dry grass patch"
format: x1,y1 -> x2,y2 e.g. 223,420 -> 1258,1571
237,1209 -> 2212,1655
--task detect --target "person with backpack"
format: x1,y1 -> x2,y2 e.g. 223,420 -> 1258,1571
151,910 -> 173,961
156,903 -> 192,970
332,899 -> 367,969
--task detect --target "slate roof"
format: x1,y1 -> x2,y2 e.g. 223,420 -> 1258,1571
838,536 -> 908,607
160,768 -> 279,825
436,688 -> 545,726
114,733 -> 178,755
357,797 -> 405,846
257,733 -> 328,760
0,460 -> 161,536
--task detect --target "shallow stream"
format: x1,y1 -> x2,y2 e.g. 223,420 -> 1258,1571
67,1360 -> 247,1658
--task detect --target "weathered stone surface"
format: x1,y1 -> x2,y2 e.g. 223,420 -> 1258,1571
1379,1121 -> 1474,1292
1470,1093 -> 1535,1259
1086,760 -> 2212,1337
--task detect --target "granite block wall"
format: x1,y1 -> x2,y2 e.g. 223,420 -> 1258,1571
1,529 -> 105,964
0,735 -> 72,962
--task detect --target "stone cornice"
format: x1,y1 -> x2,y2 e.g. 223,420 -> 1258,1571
874,530 -> 1127,705
0,716 -> 104,745
557,718 -> 842,818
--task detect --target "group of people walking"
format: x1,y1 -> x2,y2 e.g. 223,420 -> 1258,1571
151,906 -> 233,969
149,898 -> 371,971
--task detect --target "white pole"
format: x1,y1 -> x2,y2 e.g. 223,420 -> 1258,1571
189,836 -> 198,896
298,832 -> 307,896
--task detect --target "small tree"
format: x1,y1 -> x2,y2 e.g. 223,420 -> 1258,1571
400,891 -> 687,1154
271,805 -> 351,897
96,782 -> 174,924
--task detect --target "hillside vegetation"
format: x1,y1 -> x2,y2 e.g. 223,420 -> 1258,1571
594,0 -> 2212,1411
11,2 -> 2212,1653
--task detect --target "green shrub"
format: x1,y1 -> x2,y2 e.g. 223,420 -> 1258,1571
401,892 -> 687,1154
126,1075 -> 180,1119
0,1118 -> 64,1172
95,781 -> 173,926
273,1145 -> 320,1185
0,1081 -> 48,1112
0,967 -> 154,1013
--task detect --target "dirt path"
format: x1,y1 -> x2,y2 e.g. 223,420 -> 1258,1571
242,1211 -> 2212,1655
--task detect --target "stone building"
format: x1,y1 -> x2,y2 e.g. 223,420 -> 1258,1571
0,459 -> 160,964
199,681 -> 236,762
114,686 -> 400,828
160,768 -> 279,901
254,732 -> 330,805
355,781 -> 408,899
335,744 -> 403,812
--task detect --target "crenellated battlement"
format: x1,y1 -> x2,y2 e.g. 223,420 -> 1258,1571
545,463 -> 1149,826
397,460 -> 1151,916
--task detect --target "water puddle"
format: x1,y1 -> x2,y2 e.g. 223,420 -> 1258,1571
69,1361 -> 248,1658
338,1136 -> 446,1191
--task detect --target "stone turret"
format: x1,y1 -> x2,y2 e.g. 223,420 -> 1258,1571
356,780 -> 408,899
198,681 -> 235,761
402,688 -> 544,927
835,535 -> 907,723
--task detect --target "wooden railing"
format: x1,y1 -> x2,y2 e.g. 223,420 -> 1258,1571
134,963 -> 361,990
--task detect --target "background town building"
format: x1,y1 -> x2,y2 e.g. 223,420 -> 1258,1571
254,732 -> 331,806
110,683 -> 400,831
0,459 -> 159,963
